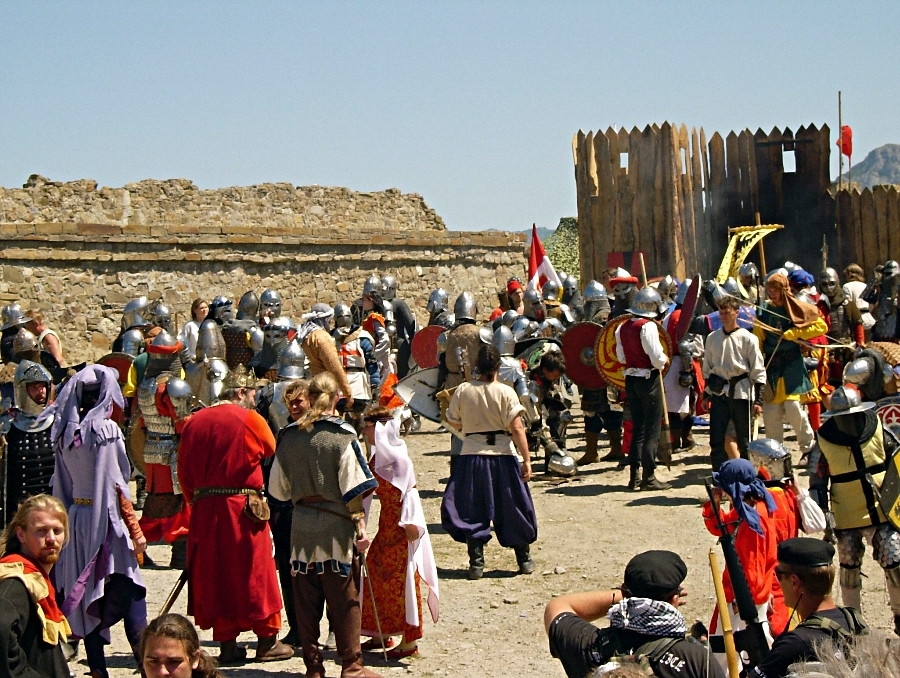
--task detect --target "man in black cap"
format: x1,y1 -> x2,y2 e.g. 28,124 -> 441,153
544,550 -> 724,678
749,537 -> 868,678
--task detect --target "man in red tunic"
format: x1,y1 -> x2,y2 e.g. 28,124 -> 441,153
178,364 -> 293,664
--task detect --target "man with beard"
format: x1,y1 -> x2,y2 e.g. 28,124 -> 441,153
178,365 -> 292,663
0,494 -> 71,678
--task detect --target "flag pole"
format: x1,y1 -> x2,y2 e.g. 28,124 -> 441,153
838,91 -> 843,191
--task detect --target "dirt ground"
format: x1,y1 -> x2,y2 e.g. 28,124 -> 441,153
96,407 -> 896,677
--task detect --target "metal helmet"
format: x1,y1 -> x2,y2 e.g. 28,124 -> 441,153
817,268 -> 840,298
145,330 -> 183,378
523,289 -> 544,320
673,280 -> 691,305
884,260 -> 900,277
656,275 -> 677,301
13,360 -> 52,417
739,262 -> 759,286
259,289 -> 283,319
783,261 -> 800,275
120,328 -> 146,357
333,302 -> 353,329
363,275 -> 382,297
12,328 -> 39,361
722,277 -> 741,297
822,385 -> 876,419
426,288 -> 449,314
381,275 -> 398,301
492,326 -> 516,357
539,318 -> 564,338
151,301 -> 176,332
453,292 -> 478,322
166,377 -> 194,419
766,268 -> 789,283
548,452 -> 577,477
277,340 -> 306,381
207,296 -> 234,324
563,275 -> 578,294
205,358 -> 230,404
627,287 -> 663,319
121,297 -> 151,331
557,271 -> 568,284
583,280 -> 605,301
511,315 -> 535,341
0,303 -> 28,332
843,357 -> 874,387
747,438 -> 792,481
263,316 -> 292,346
541,281 -> 561,302
500,309 -> 519,328
196,319 -> 227,361
237,291 -> 260,320
612,280 -> 636,301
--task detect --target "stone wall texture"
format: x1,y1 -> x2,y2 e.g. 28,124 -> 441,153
0,176 -> 527,364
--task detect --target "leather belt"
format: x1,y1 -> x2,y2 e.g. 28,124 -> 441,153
74,498 -> 93,506
465,430 -> 508,445
192,487 -> 262,503
831,463 -> 887,484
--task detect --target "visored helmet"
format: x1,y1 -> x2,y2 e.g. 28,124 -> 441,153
381,275 -> 398,301
511,315 -> 535,341
151,301 -> 176,332
523,289 -> 544,320
541,281 -> 560,302
453,292 -> 478,322
120,328 -> 146,357
426,288 -> 449,314
333,302 -> 353,329
121,297 -> 151,331
13,360 -> 52,417
500,309 -> 519,328
259,289 -> 283,319
492,326 -> 516,356
747,438 -> 792,481
263,316 -> 292,346
207,296 -> 233,324
818,268 -> 840,297
627,288 -> 663,319
563,275 -> 578,294
237,291 -> 260,320
277,340 -> 306,381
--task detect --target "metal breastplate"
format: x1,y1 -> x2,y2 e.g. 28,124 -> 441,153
138,376 -> 177,465
268,382 -> 291,432
4,423 -> 55,519
830,305 -> 851,341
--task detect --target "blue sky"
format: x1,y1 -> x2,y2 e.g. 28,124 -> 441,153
1,2 -> 894,232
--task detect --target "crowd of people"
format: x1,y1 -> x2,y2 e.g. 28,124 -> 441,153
0,257 -> 899,677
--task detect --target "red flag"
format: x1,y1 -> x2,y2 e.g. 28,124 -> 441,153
526,224 -> 561,293
836,125 -> 852,158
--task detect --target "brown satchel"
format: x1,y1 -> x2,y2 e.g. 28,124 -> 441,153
243,493 -> 271,523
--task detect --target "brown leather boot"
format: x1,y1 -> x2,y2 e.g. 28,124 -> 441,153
576,432 -> 599,466
340,655 -> 382,678
302,645 -> 326,678
255,635 -> 294,662
601,429 -> 623,461
218,640 -> 247,664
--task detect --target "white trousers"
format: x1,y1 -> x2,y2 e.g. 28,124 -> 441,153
762,400 -> 814,452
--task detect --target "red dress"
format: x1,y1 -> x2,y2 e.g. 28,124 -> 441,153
178,403 -> 282,641
360,474 -> 423,644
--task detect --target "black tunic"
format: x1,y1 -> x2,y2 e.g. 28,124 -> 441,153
0,577 -> 68,678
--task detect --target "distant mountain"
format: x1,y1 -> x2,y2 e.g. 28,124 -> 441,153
836,143 -> 900,188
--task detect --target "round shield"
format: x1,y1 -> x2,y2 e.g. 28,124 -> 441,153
595,314 -> 673,389
411,325 -> 445,369
97,352 -> 135,385
877,396 -> 900,442
561,322 -> 605,389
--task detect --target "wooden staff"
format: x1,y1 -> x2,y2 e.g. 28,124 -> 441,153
709,549 -> 741,678
159,570 -> 188,616
637,253 -> 671,470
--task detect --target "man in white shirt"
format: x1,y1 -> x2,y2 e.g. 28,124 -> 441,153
615,288 -> 669,491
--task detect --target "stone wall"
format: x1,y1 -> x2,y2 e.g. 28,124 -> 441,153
0,176 -> 526,364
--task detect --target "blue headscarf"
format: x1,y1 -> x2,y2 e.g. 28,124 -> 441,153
711,458 -> 777,536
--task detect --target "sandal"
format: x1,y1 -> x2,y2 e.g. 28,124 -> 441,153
361,637 -> 395,652
387,646 -> 419,659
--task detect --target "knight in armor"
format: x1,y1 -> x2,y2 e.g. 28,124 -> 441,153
807,386 -> 900,635
185,319 -> 228,401
256,340 -> 307,437
527,350 -> 573,475
739,262 -> 760,305
222,292 -> 264,369
0,303 -> 29,366
359,277 -> 393,381
436,293 -> 481,393
332,303 -> 379,425
577,282 -> 625,467
661,279 -> 703,453
148,300 -> 176,334
818,267 -> 865,390
381,275 -> 417,380
0,361 -> 55,527
608,268 -> 639,319
207,296 -> 234,325
863,260 -> 900,342
112,297 -> 152,353
135,331 -> 194,570
426,288 -> 454,329
542,282 -> 575,329
615,287 -> 671,491
656,275 -> 678,308
522,289 -> 546,323
561,275 -> 583,321
843,346 -> 900,404
248,316 -> 291,381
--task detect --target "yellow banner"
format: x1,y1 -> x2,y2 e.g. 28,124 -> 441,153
715,225 -> 782,283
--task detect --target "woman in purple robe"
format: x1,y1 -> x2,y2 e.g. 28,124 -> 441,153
42,365 -> 148,678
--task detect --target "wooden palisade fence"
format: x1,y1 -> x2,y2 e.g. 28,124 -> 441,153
835,186 -> 900,276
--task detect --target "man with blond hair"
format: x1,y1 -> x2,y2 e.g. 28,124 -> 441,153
0,494 -> 71,677
24,310 -> 63,366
